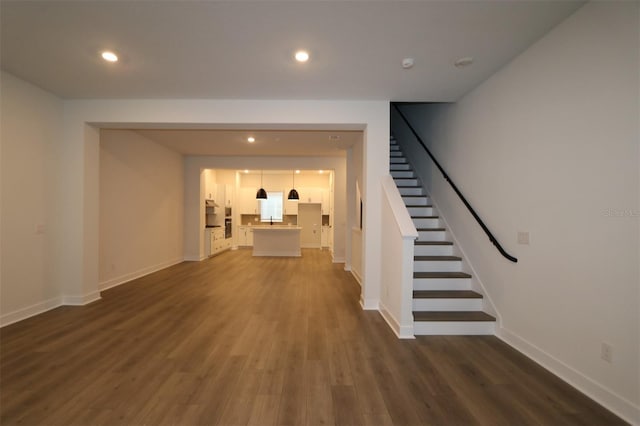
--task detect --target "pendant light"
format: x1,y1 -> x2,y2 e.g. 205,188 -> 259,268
256,170 -> 267,199
287,170 -> 299,200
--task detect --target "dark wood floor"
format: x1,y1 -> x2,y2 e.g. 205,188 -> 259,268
1,249 -> 625,425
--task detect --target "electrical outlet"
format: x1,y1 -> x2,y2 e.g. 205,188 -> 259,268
517,231 -> 530,245
601,342 -> 613,363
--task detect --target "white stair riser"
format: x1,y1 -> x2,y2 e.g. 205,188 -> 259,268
413,278 -> 471,291
399,187 -> 424,196
412,218 -> 439,228
412,298 -> 483,311
413,245 -> 453,256
390,164 -> 411,171
413,321 -> 495,336
390,157 -> 407,164
408,207 -> 434,216
414,260 -> 462,272
418,231 -> 446,241
391,171 -> 414,178
403,197 -> 429,206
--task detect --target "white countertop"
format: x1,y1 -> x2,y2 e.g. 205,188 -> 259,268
251,225 -> 302,230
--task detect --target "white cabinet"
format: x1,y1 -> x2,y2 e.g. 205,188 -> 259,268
321,225 -> 330,248
284,198 -> 298,215
216,184 -> 234,208
321,188 -> 331,215
300,188 -> 322,204
205,228 -> 228,256
239,188 -> 260,215
237,226 -> 254,247
225,184 -> 234,207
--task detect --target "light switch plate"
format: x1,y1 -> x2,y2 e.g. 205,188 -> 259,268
517,231 -> 530,245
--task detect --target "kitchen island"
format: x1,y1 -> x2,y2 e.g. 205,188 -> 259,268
252,226 -> 302,257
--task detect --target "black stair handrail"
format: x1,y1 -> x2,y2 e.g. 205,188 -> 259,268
392,103 -> 518,263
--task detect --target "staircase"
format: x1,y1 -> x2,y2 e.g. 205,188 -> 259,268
390,137 -> 496,335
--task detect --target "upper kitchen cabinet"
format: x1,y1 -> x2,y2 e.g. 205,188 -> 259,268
284,196 -> 298,215
321,188 -> 331,215
224,184 -> 234,207
204,169 -> 216,200
300,188 -> 322,204
239,187 -> 260,215
214,184 -> 229,208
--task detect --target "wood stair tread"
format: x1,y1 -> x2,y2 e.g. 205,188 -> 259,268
413,271 -> 472,279
413,311 -> 496,322
414,256 -> 461,261
413,290 -> 482,299
406,204 -> 433,208
416,227 -> 445,231
411,216 -> 438,219
414,241 -> 453,246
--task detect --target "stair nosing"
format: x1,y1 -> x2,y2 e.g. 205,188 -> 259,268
413,271 -> 472,279
412,311 -> 496,322
412,290 -> 482,299
414,255 -> 461,261
414,241 -> 453,246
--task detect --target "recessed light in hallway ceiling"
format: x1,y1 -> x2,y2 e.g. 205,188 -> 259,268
247,136 -> 255,143
294,50 -> 309,63
101,51 -> 118,62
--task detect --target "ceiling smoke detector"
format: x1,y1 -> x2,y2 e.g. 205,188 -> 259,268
454,57 -> 474,68
401,58 -> 414,69
329,135 -> 340,141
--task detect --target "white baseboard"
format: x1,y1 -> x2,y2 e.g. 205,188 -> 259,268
350,269 -> 362,286
99,257 -> 184,291
497,327 -> 640,425
62,291 -> 101,306
360,297 -> 379,310
184,254 -> 206,261
0,296 -> 62,327
379,301 -> 415,339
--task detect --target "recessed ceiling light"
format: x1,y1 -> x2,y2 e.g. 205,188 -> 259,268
319,170 -> 324,174
101,51 -> 118,62
295,170 -> 301,174
295,50 -> 309,63
247,137 -> 255,143
244,170 -> 249,173
329,135 -> 340,141
454,57 -> 474,68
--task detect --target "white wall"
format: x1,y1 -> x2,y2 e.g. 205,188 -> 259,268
0,72 -> 64,325
396,2 -> 639,421
99,130 -> 184,290
59,100 -> 387,312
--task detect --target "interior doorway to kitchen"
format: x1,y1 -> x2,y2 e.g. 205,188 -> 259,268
298,203 -> 322,248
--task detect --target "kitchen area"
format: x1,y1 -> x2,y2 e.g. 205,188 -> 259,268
202,168 -> 333,258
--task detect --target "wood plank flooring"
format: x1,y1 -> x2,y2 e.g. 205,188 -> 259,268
0,249 -> 626,425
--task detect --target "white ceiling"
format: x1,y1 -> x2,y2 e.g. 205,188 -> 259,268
130,129 -> 361,157
1,0 -> 583,101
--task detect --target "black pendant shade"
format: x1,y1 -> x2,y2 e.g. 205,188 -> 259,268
288,170 -> 299,200
256,170 -> 267,199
